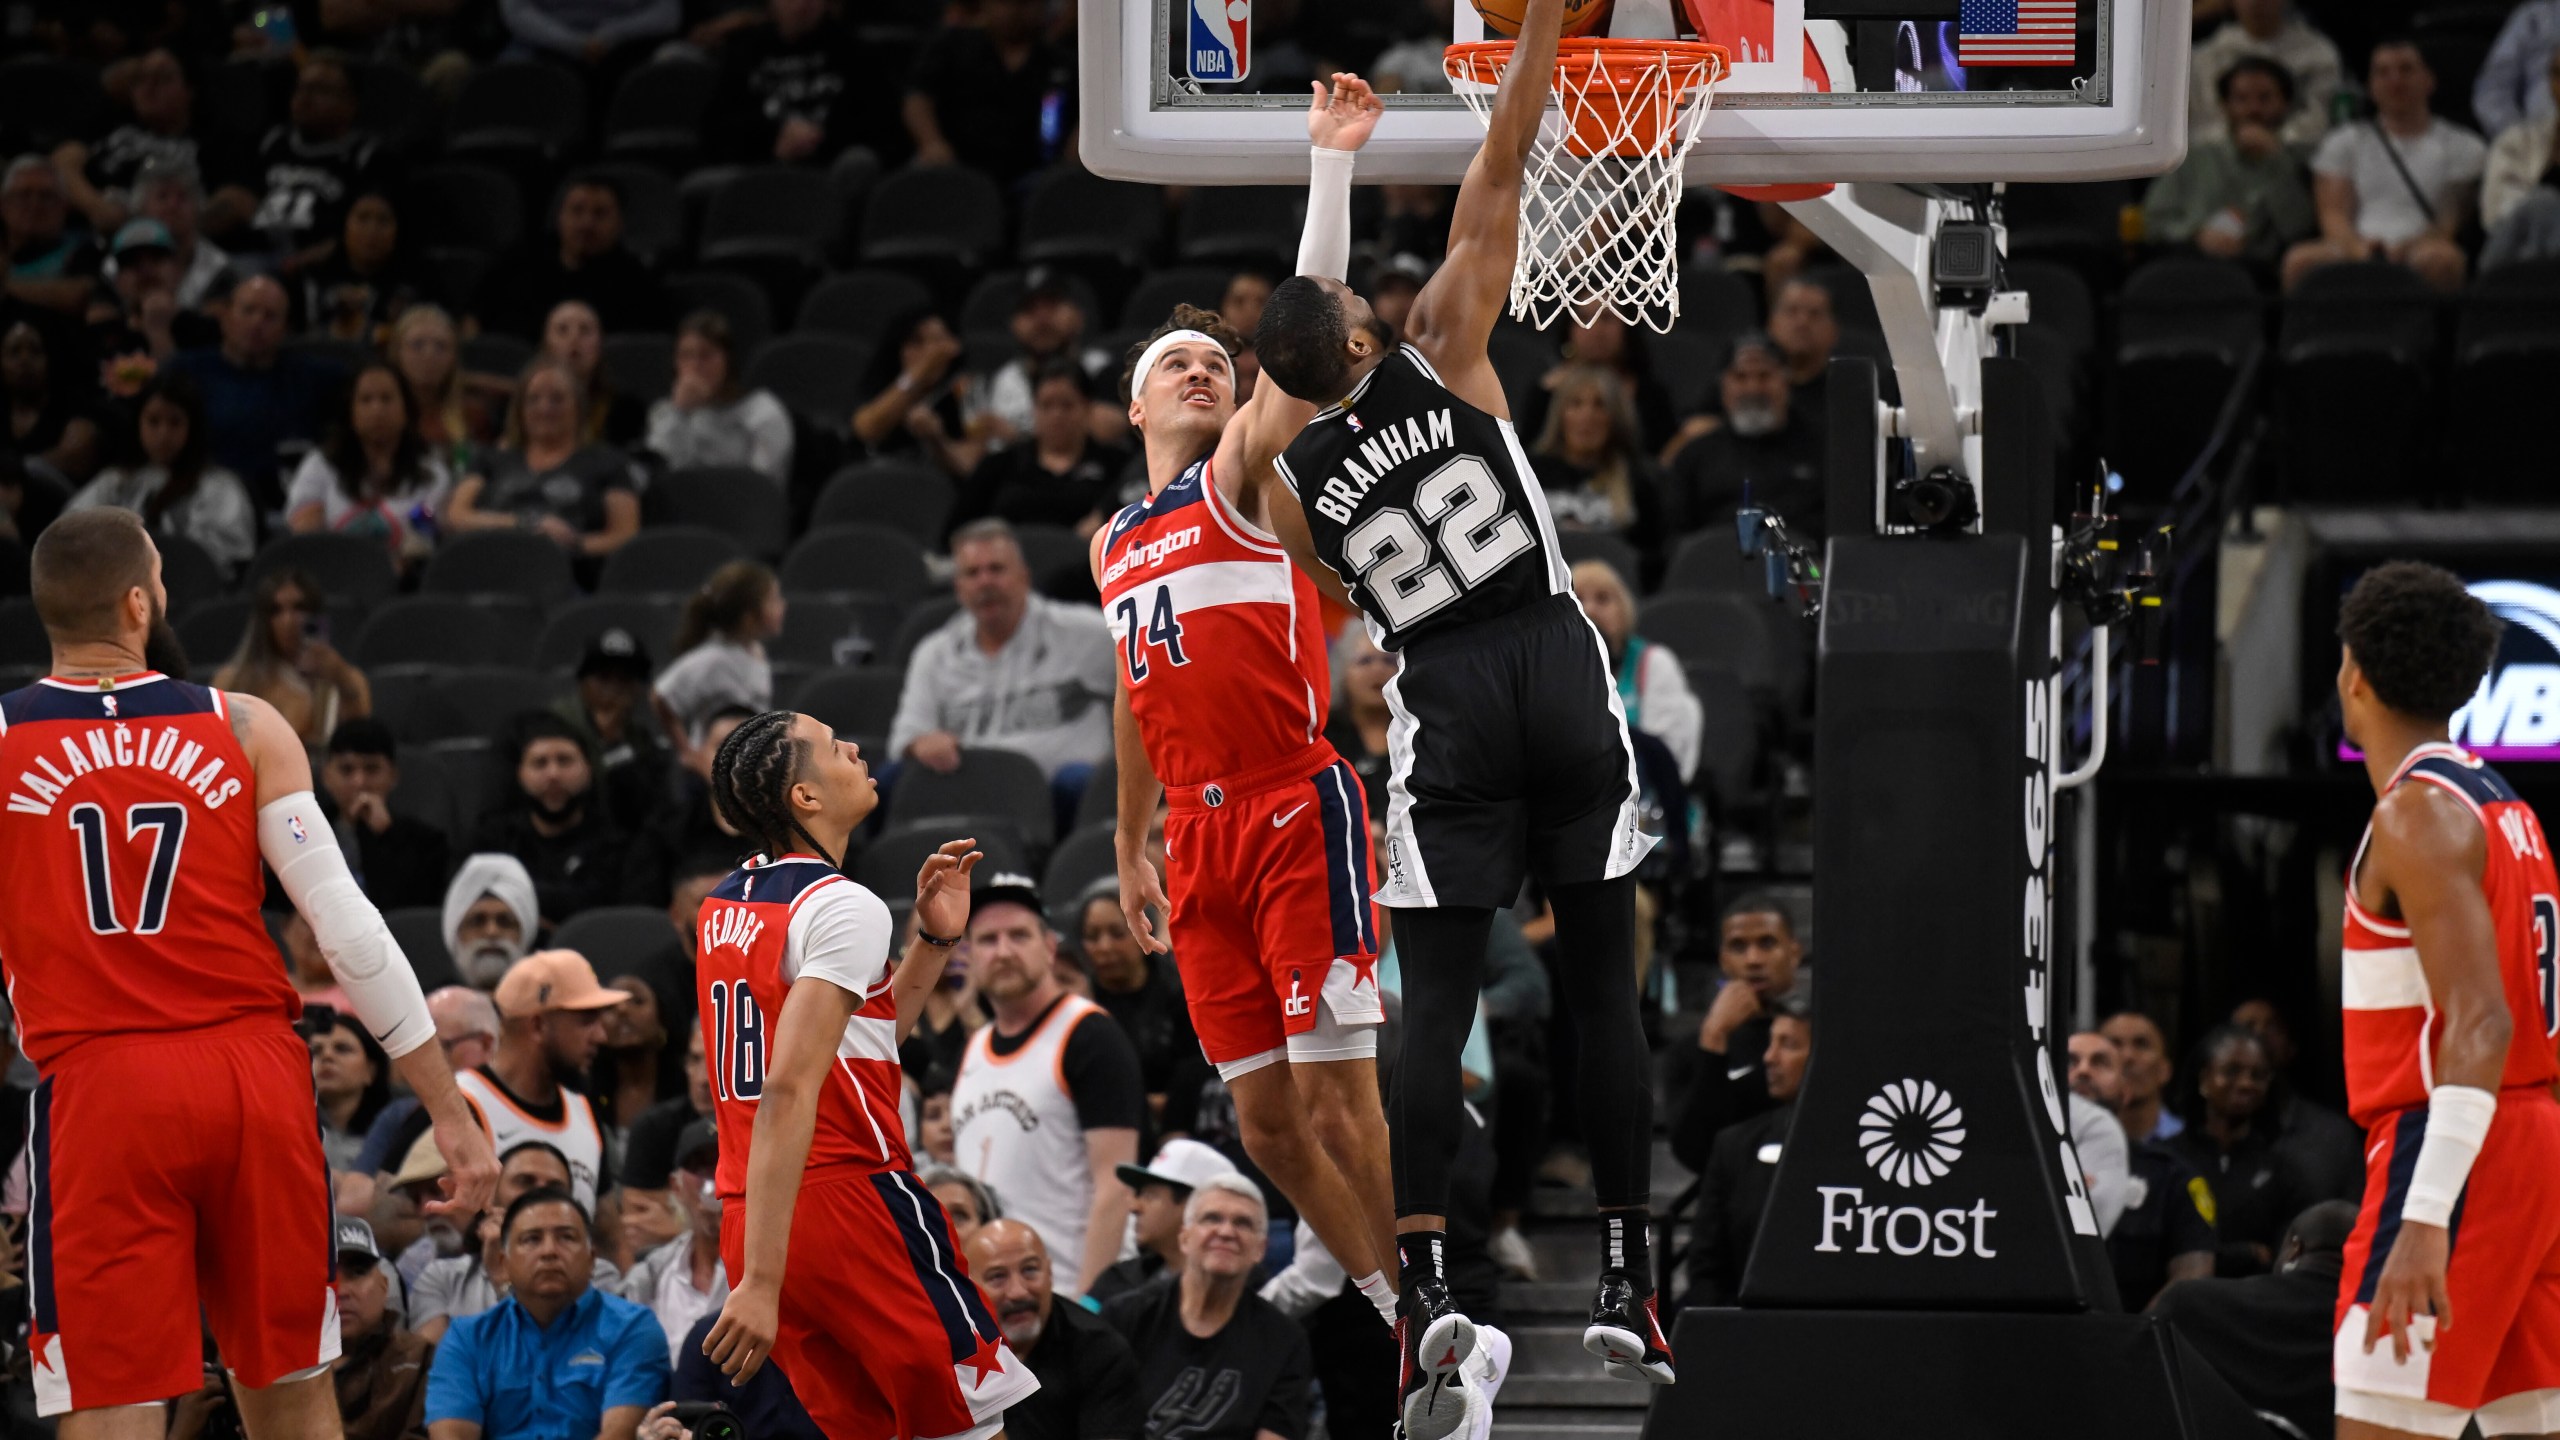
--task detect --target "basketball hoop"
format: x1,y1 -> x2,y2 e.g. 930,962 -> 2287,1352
1444,37 -> 1729,333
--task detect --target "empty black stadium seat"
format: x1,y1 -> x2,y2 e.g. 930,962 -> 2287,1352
700,166 -> 841,269
1074,751 -> 1117,831
379,665 -> 561,743
1116,267 -> 1232,332
2107,255 -> 2264,500
604,60 -> 720,168
1175,187 -> 1302,268
356,597 -> 538,668
781,525 -> 934,603
831,146 -> 882,217
1556,531 -> 1642,590
664,272 -> 774,356
2275,263 -> 2440,501
384,907 -> 460,992
1686,664 -> 1765,814
1662,531 -> 1765,596
1011,524 -> 1087,593
422,530 -> 578,606
156,533 -> 227,617
1043,823 -> 1118,909
890,597 -> 961,667
800,271 -> 938,344
0,598 -> 46,666
0,58 -> 102,149
1677,267 -> 1760,339
654,468 -> 792,557
810,461 -> 957,544
177,597 -> 254,669
600,332 -> 675,403
858,167 -> 1006,267
1638,593 -> 1796,706
858,821 -> 1029,899
769,597 -> 897,669
792,667 -> 905,736
743,335 -> 872,426
252,532 -> 399,611
1644,329 -> 1722,420
2452,261 -> 2560,499
535,596 -> 681,672
348,58 -> 427,141
447,62 -> 587,158
463,332 -> 534,377
550,907 -> 688,998
887,746 -> 1054,849
597,526 -> 745,596
1020,167 -> 1165,271
1802,264 -> 1882,336
2007,258 -> 2097,360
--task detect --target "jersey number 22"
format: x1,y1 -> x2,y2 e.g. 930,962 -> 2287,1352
1341,455 -> 1533,630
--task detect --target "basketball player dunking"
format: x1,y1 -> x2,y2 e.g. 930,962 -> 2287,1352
0,510 -> 499,1437
1248,0 -> 1671,1430
1092,77 -> 1406,1339
697,713 -> 1041,1438
2332,562 -> 2560,1440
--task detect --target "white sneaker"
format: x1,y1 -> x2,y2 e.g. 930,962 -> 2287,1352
1460,1326 -> 1512,1440
1488,1227 -> 1538,1281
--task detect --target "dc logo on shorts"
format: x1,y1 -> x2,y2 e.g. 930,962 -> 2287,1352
1203,784 -> 1225,808
1186,0 -> 1249,82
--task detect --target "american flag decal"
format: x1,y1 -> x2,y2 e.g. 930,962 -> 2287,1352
1958,0 -> 2076,66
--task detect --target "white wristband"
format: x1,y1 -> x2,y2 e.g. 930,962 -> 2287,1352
1298,145 -> 1356,282
2401,1084 -> 2496,1229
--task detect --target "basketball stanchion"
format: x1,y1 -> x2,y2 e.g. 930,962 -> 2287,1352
1443,38 -> 1727,332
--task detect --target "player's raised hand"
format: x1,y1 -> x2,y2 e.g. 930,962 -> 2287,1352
1118,853 -> 1173,956
705,1279 -> 782,1384
2362,1221 -> 2452,1363
915,838 -> 983,941
1309,72 -> 1385,153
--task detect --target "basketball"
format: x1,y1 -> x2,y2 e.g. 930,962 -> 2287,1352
1470,0 -> 1614,39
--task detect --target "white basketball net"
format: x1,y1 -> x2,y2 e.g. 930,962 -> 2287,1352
1444,42 -> 1726,333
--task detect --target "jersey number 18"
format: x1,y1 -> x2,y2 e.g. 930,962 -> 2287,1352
706,979 -> 768,1101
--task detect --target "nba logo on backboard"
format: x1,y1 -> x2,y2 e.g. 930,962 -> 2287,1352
1187,0 -> 1248,82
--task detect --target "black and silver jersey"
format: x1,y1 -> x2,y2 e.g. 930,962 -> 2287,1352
1270,345 -> 1571,650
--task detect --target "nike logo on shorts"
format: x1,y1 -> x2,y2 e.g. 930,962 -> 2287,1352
1274,803 -> 1311,827
1728,1065 -> 1754,1080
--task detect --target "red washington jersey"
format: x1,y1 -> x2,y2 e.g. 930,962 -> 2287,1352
697,854 -> 906,1196
0,673 -> 292,1067
2341,742 -> 2560,1129
1099,456 -> 1329,786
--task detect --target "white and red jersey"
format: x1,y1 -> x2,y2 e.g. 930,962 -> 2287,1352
0,672 -> 294,1067
2341,741 -> 2560,1129
1099,455 -> 1331,786
696,854 -> 905,1196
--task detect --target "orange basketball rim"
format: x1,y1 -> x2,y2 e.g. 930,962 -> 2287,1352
1445,37 -> 1727,159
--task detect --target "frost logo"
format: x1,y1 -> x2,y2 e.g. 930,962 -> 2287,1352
2451,581 -> 2560,757
1858,1079 -> 1966,1188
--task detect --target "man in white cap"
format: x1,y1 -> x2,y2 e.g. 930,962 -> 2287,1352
454,950 -> 625,1212
331,1218 -> 432,1440
443,854 -> 540,990
1089,1138 -> 1240,1303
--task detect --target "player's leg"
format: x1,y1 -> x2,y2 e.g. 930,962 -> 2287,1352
1226,1057 -> 1387,1290
1295,1050 -> 1396,1282
200,1031 -> 344,1440
1390,899 -> 1495,1440
34,1056 -> 212,1428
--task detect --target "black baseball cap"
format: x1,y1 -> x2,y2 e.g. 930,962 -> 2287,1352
577,627 -> 652,681
675,1118 -> 719,1174
969,871 -> 1046,923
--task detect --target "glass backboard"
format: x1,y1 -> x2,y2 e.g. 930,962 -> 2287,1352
1080,0 -> 2190,185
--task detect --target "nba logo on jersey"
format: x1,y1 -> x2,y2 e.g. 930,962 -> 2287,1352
1186,0 -> 1248,82
99,695 -> 116,717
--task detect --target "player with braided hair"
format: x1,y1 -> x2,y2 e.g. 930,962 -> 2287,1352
693,710 -> 1039,1440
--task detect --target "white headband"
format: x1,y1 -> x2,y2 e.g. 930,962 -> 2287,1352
1133,329 -> 1227,397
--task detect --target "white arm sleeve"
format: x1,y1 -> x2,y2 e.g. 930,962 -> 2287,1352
259,791 -> 436,1058
1297,146 -> 1355,281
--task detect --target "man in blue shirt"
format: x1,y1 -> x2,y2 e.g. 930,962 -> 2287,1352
427,1188 -> 670,1440
166,272 -> 340,512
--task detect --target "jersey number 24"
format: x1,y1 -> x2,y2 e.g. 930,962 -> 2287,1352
1114,585 -> 1190,683
1341,455 -> 1534,630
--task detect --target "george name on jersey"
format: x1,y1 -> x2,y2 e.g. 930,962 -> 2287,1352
700,903 -> 768,958
1310,409 -> 1457,525
1101,524 -> 1203,588
7,723 -> 244,815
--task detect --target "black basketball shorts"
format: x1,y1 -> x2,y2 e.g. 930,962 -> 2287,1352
1372,593 -> 1655,910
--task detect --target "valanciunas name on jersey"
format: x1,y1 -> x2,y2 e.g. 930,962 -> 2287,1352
1308,408 -> 1457,524
6,723 -> 245,815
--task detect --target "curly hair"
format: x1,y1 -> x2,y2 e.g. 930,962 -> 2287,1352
708,709 -> 808,861
2338,561 -> 2500,721
1119,303 -> 1244,402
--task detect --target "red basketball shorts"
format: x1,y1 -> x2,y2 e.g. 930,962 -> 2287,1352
2334,1088 -> 2560,1429
1163,742 -> 1384,1075
721,1168 -> 1037,1440
27,1021 -> 339,1416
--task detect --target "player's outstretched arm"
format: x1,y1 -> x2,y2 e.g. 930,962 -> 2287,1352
703,970 -> 861,1384
236,690 -> 498,1218
2359,784 -> 2511,1363
1404,0 -> 1563,392
893,839 -> 982,1040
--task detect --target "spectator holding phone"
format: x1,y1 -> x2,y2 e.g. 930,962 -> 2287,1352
213,565 -> 373,746
853,306 -> 977,478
